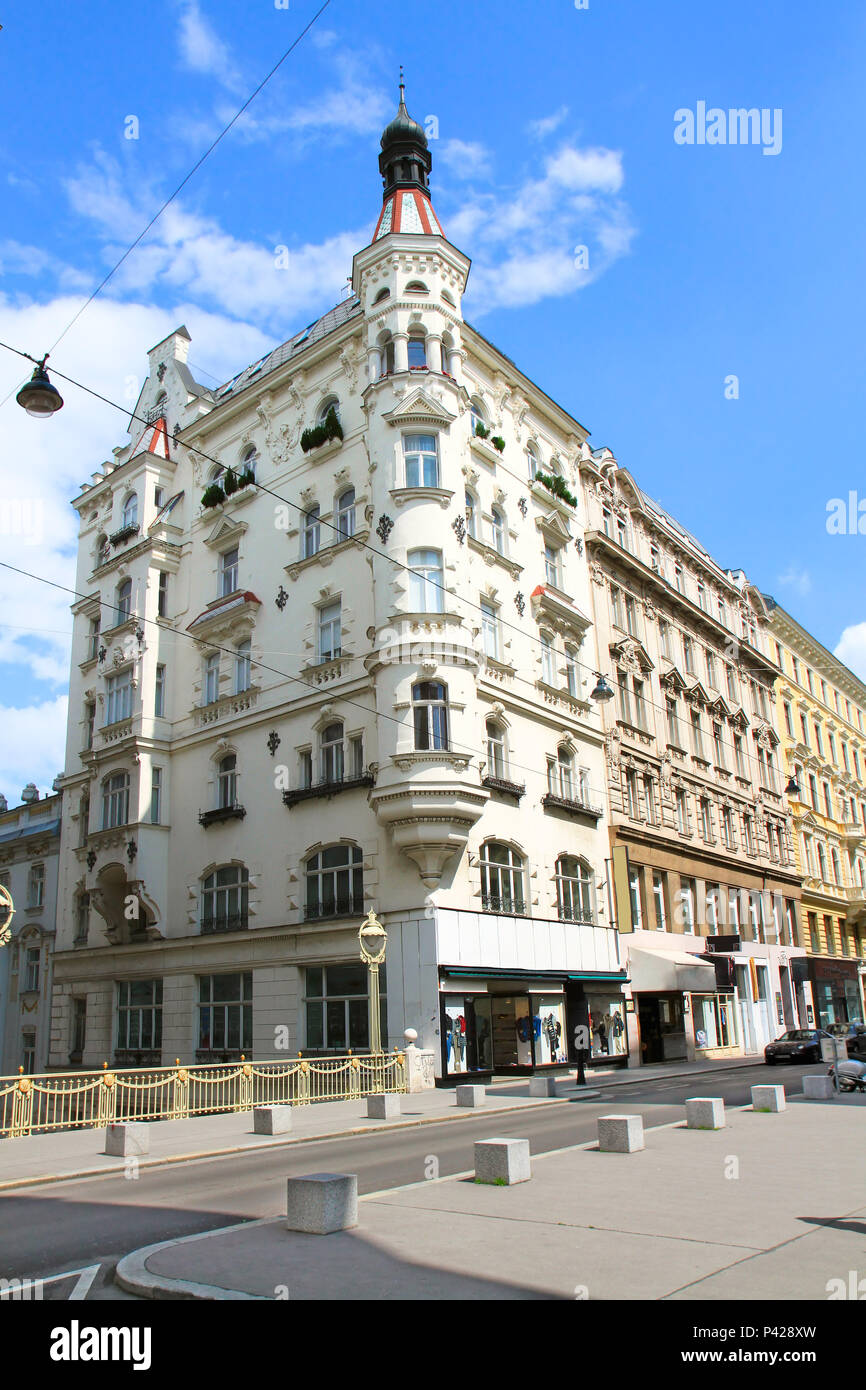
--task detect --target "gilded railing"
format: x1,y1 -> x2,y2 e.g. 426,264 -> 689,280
0,1051 -> 407,1139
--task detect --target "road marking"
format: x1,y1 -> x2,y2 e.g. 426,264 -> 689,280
0,1263 -> 102,1300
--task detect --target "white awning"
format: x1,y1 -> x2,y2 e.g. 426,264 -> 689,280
628,945 -> 718,994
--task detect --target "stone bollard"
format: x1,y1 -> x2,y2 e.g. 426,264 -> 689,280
456,1084 -> 486,1108
474,1138 -> 531,1186
529,1076 -> 558,1098
104,1122 -> 150,1157
803,1075 -> 836,1100
598,1114 -> 644,1153
685,1097 -> 726,1130
366,1093 -> 401,1120
751,1084 -> 786,1113
286,1173 -> 358,1235
253,1105 -> 293,1135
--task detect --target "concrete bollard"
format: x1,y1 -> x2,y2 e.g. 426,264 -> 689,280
474,1138 -> 531,1185
598,1114 -> 644,1153
751,1084 -> 786,1113
456,1084 -> 487,1108
366,1093 -> 401,1120
104,1122 -> 150,1157
685,1097 -> 726,1130
803,1075 -> 836,1100
253,1105 -> 293,1135
286,1173 -> 358,1235
528,1076 -> 558,1098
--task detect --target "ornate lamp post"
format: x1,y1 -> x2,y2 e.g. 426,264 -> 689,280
0,884 -> 14,948
358,909 -> 387,1055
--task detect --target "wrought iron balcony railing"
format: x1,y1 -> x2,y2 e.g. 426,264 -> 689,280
201,912 -> 248,934
282,772 -> 374,808
198,803 -> 246,827
109,523 -> 140,547
481,894 -> 527,916
541,791 -> 603,821
303,894 -> 365,922
481,775 -> 526,800
556,906 -> 597,925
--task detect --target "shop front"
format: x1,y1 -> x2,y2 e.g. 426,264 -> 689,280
439,967 -> 628,1080
627,942 -> 719,1065
809,957 -> 864,1026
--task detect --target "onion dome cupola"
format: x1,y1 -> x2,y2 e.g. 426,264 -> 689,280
374,74 -> 444,241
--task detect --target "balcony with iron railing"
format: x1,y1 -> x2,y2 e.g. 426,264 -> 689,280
201,912 -> 248,935
303,894 -> 365,922
480,775 -> 525,800
282,772 -> 374,809
198,803 -> 246,828
481,894 -> 528,916
541,791 -> 604,821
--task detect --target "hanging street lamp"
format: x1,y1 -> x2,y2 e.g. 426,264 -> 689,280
590,672 -> 615,703
16,357 -> 64,418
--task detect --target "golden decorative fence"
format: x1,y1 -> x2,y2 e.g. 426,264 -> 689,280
0,1052 -> 407,1139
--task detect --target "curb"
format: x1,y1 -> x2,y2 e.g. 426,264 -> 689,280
0,1057 -> 770,1193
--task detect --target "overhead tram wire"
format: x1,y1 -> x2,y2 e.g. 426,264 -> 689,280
0,338 -> 790,782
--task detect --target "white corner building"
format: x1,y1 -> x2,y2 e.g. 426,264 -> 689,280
50,87 -> 625,1080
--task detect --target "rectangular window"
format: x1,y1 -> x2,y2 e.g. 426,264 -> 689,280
219,547 -> 239,598
626,769 -> 639,819
618,673 -> 632,725
650,544 -> 661,573
116,979 -> 163,1055
726,665 -> 737,701
712,721 -> 725,769
652,872 -> 667,930
734,733 -> 747,777
235,640 -> 251,693
197,972 -> 252,1055
21,1030 -> 36,1074
87,616 -> 100,662
783,702 -> 793,737
697,581 -> 707,612
154,486 -> 164,509
659,618 -> 672,660
150,767 -> 162,824
680,878 -> 695,932
700,798 -> 713,841
544,542 -> 562,589
706,885 -> 721,934
541,635 -> 555,686
643,775 -> 658,825
625,594 -> 639,637
632,678 -> 647,730
722,807 -> 735,849
24,946 -> 40,993
304,963 -> 386,1053
154,664 -> 166,717
690,710 -> 704,759
565,648 -> 579,696
683,635 -> 695,674
84,700 -> 95,750
705,650 -> 717,688
666,697 -> 680,746
157,571 -> 168,618
481,599 -> 499,661
628,869 -> 643,928
676,788 -> 688,834
674,563 -> 684,594
610,586 -> 623,628
204,653 -> 220,705
408,549 -> 444,614
403,434 -> 439,488
72,998 -> 87,1056
318,602 -> 342,663
105,669 -> 133,725
743,813 -> 755,854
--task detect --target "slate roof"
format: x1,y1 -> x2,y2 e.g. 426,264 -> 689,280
213,296 -> 363,404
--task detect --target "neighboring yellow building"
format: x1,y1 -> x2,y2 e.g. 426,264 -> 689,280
764,598 -> 866,1026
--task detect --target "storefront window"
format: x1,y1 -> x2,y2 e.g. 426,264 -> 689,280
588,997 -> 627,1058
693,993 -> 734,1049
532,995 -> 568,1064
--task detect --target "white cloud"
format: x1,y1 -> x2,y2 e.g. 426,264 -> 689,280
835,623 -> 866,682
0,697 -> 68,801
177,0 -> 242,92
777,567 -> 812,597
527,106 -> 570,139
544,146 -> 624,194
438,140 -> 491,181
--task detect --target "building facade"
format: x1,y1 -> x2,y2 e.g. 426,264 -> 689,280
764,599 -> 866,1026
579,455 -> 806,1064
0,786 -> 60,1075
50,90 -> 625,1081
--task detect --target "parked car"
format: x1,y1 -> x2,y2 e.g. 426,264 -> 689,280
825,1022 -> 866,1059
764,1028 -> 831,1064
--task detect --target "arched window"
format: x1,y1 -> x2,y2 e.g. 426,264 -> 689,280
373,287 -> 390,304
102,771 -> 130,829
303,505 -> 320,559
470,399 -> 487,436
441,289 -> 456,307
555,855 -> 593,923
548,745 -> 574,799
122,494 -> 138,529
305,845 -> 363,920
490,506 -> 506,555
116,578 -> 132,623
465,490 -> 478,539
407,548 -> 444,613
413,681 -> 449,750
317,396 -> 341,428
405,280 -> 429,294
320,722 -> 344,784
235,639 -> 251,693
241,444 -> 258,481
336,487 -> 355,539
403,434 -> 439,488
486,719 -> 506,780
208,464 -> 225,485
480,842 -> 526,915
95,533 -> 109,566
407,332 -> 427,370
526,442 -> 540,479
217,754 -> 237,809
201,865 -> 249,933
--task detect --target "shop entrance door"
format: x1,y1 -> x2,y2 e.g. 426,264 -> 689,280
638,997 -> 663,1064
490,996 -> 533,1069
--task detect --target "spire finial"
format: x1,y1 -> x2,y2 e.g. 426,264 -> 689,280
398,65 -> 406,108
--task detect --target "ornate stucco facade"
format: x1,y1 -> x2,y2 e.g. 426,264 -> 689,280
0,787 -> 60,1074
764,599 -> 866,1026
49,91 -> 624,1080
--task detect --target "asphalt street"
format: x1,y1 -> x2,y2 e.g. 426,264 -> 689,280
0,1063 -> 813,1299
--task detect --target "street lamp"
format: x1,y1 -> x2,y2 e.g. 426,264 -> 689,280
784,775 -> 800,797
590,672 -> 615,703
15,357 -> 64,418
0,884 -> 14,948
358,909 -> 387,1055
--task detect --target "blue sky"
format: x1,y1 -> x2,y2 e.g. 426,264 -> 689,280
1,0 -> 865,796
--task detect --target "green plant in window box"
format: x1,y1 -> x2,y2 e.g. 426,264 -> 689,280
474,421 -> 490,439
491,436 -> 506,453
535,470 -> 577,508
301,407 -> 344,454
201,483 -> 226,509
223,469 -> 239,497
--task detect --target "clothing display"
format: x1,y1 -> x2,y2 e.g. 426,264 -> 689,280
587,998 -> 627,1058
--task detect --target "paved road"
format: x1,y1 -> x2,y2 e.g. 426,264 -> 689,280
0,1063 -> 809,1299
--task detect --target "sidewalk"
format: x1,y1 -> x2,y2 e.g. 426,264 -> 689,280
0,1054 -> 766,1191
116,1090 -> 866,1302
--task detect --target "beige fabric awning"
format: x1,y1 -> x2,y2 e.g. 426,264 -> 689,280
628,945 -> 718,995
